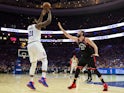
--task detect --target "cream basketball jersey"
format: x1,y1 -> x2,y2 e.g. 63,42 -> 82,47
71,58 -> 78,65
28,24 -> 41,43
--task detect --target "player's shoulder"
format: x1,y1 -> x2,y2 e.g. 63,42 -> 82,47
27,25 -> 32,30
27,24 -> 36,29
85,37 -> 91,42
84,37 -> 89,40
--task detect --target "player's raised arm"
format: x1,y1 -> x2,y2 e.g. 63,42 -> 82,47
41,10 -> 52,27
35,9 -> 46,23
58,22 -> 78,42
86,38 -> 99,57
35,9 -> 52,29
35,2 -> 52,30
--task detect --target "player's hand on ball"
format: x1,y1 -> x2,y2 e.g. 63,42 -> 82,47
43,2 -> 51,10
91,54 -> 99,57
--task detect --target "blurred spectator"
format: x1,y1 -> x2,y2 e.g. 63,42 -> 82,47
0,37 -> 124,73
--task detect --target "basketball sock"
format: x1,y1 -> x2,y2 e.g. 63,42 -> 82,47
101,79 -> 105,84
29,62 -> 37,76
42,72 -> 46,78
73,78 -> 77,83
30,76 -> 34,82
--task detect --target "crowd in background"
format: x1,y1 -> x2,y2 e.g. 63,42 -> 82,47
0,0 -> 113,9
0,7 -> 123,31
0,49 -> 16,73
0,37 -> 124,73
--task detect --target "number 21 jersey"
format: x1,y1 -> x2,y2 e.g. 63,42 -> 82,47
27,24 -> 41,43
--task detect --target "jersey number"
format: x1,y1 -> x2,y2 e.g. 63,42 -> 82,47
28,31 -> 33,37
79,43 -> 86,50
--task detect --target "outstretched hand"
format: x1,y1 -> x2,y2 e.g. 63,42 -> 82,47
91,54 -> 99,57
58,22 -> 63,29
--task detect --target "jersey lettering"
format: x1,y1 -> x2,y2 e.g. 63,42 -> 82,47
28,30 -> 33,37
79,43 -> 86,50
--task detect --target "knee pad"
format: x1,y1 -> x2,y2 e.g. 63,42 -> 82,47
94,69 -> 101,77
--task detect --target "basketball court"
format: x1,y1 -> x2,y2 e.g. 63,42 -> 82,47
0,74 -> 124,93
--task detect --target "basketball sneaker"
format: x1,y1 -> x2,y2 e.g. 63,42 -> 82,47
103,83 -> 108,91
27,81 -> 36,90
38,77 -> 48,87
68,83 -> 76,89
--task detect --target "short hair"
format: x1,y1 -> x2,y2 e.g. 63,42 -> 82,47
81,31 -> 85,36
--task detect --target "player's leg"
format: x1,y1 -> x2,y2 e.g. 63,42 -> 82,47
90,57 -> 108,91
83,65 -> 92,82
37,44 -> 49,87
84,69 -> 92,82
29,62 -> 37,81
27,44 -> 37,90
68,58 -> 85,89
38,57 -> 49,87
41,58 -> 48,78
94,69 -> 108,91
70,65 -> 74,74
86,69 -> 92,82
68,66 -> 83,89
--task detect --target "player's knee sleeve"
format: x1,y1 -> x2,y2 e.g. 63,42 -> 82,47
75,68 -> 80,78
94,69 -> 101,77
29,62 -> 37,75
41,58 -> 48,71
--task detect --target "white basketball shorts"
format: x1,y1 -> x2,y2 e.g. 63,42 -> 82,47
27,42 -> 47,62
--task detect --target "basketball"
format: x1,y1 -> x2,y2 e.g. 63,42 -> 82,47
43,2 -> 51,9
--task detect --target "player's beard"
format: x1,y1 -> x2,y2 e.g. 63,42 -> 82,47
77,34 -> 81,37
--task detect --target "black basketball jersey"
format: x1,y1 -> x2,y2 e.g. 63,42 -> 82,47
78,38 -> 94,58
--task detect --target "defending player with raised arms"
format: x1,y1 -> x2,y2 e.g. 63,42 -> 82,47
58,22 -> 108,91
27,2 -> 52,90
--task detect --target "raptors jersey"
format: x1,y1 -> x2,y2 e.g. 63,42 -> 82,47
78,38 -> 94,58
28,24 -> 41,43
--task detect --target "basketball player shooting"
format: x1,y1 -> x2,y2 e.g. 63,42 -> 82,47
58,22 -> 108,91
27,2 -> 52,90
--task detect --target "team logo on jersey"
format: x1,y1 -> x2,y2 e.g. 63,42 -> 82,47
79,43 -> 86,50
28,30 -> 33,37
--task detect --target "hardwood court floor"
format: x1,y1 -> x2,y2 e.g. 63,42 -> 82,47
0,73 -> 124,93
